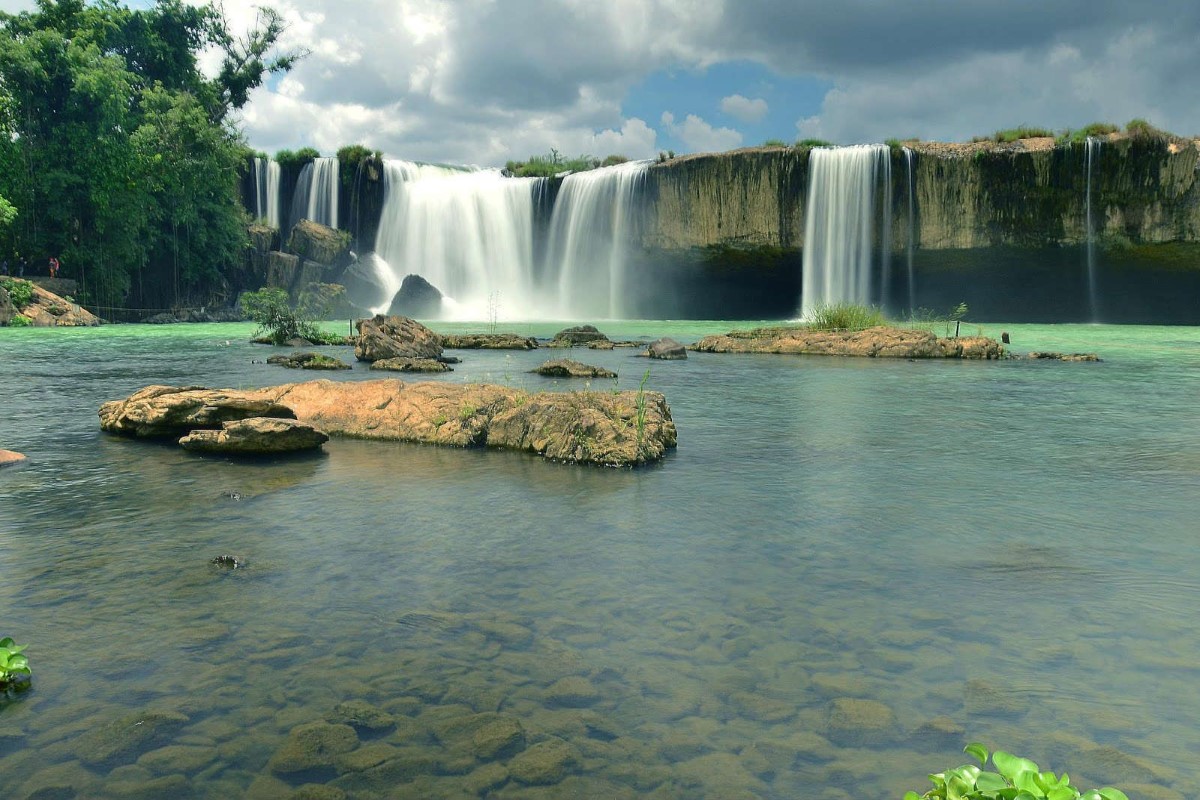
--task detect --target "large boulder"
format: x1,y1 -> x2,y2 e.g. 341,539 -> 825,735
266,251 -> 301,292
3,279 -> 101,327
442,333 -> 538,350
355,315 -> 444,362
0,284 -> 14,325
531,359 -> 617,379
386,274 -> 443,319
98,385 -> 296,438
178,418 -> 329,454
549,325 -> 609,347
245,223 -> 277,283
100,380 -> 678,466
693,325 -> 1004,359
646,337 -> 687,360
287,219 -> 352,268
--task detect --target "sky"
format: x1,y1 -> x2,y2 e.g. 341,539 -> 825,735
2,0 -> 1197,167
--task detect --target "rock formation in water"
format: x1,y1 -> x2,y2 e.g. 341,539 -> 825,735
369,357 -> 451,373
531,359 -> 617,378
0,449 -> 27,467
100,380 -> 677,466
442,333 -> 539,350
354,315 -> 444,362
179,418 -> 329,454
693,325 -> 1003,359
387,273 -> 443,318
0,278 -> 101,327
645,337 -> 688,360
266,352 -> 352,370
548,325 -> 609,347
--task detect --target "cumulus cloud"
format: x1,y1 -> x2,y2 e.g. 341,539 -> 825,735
720,94 -> 768,123
5,0 -> 1200,163
662,112 -> 743,153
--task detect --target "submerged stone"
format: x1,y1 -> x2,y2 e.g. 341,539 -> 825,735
823,698 -> 897,747
325,701 -> 395,733
268,722 -> 359,775
508,737 -> 580,785
74,710 -> 189,769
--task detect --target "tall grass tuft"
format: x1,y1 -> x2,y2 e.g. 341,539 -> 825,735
805,303 -> 885,331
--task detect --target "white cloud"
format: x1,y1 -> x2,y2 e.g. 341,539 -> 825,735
662,112 -> 743,154
720,94 -> 768,123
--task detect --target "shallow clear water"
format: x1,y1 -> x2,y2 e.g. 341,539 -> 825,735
1,321 -> 1198,799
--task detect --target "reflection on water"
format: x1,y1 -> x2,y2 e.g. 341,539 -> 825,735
1,322 -> 1199,798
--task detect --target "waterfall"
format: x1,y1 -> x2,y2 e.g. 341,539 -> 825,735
902,146 -> 916,313
373,161 -> 541,320
291,157 -> 340,230
1085,137 -> 1102,322
253,157 -> 281,229
800,144 -> 892,318
544,160 -> 650,319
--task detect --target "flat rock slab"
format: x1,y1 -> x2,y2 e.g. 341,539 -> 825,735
531,359 -> 617,379
694,325 -> 1003,359
442,333 -> 538,350
370,357 -> 451,373
266,351 -> 352,370
101,380 -> 677,466
0,449 -> 27,467
179,417 -> 329,454
98,385 -> 296,438
1028,351 -> 1101,362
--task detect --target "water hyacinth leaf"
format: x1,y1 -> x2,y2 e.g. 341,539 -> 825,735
0,637 -> 14,649
1047,787 -> 1078,800
1014,770 -> 1044,794
904,793 -> 921,800
994,751 -> 1040,780
965,742 -> 990,766
8,655 -> 27,670
976,771 -> 1010,792
1097,790 -> 1129,800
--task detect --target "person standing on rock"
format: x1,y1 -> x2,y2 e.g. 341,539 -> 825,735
17,255 -> 25,276
48,256 -> 59,278
1,258 -> 8,276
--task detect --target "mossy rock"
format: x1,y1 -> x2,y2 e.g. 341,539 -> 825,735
268,722 -> 359,775
74,710 -> 190,769
325,700 -> 396,733
508,737 -> 579,785
471,716 -> 526,761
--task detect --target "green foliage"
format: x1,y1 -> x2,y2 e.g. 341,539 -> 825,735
906,302 -> 970,337
762,138 -> 790,147
0,1 -> 300,311
240,286 -> 334,345
904,743 -> 1129,800
797,138 -> 834,148
8,314 -> 30,327
635,368 -> 651,450
0,193 -> 15,228
275,147 -> 321,171
1125,118 -> 1171,141
1,277 -> 34,309
805,302 -> 885,331
505,148 -> 625,177
337,144 -> 375,185
0,636 -> 31,691
993,126 -> 1055,143
1057,122 -> 1120,145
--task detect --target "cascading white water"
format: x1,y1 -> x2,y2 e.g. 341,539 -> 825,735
252,157 -> 281,229
902,146 -> 916,313
373,161 -> 541,320
801,144 -> 892,318
544,161 -> 650,319
1085,137 -> 1102,322
291,157 -> 339,230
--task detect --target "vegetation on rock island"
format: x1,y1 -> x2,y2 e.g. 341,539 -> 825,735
805,302 -> 887,331
504,149 -> 629,177
0,0 -> 302,312
0,636 -> 31,693
905,743 -> 1128,800
240,287 -> 342,346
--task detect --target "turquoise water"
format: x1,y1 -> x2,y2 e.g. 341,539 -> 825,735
1,321 -> 1198,799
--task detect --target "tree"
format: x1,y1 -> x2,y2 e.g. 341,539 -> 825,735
0,0 -> 302,310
